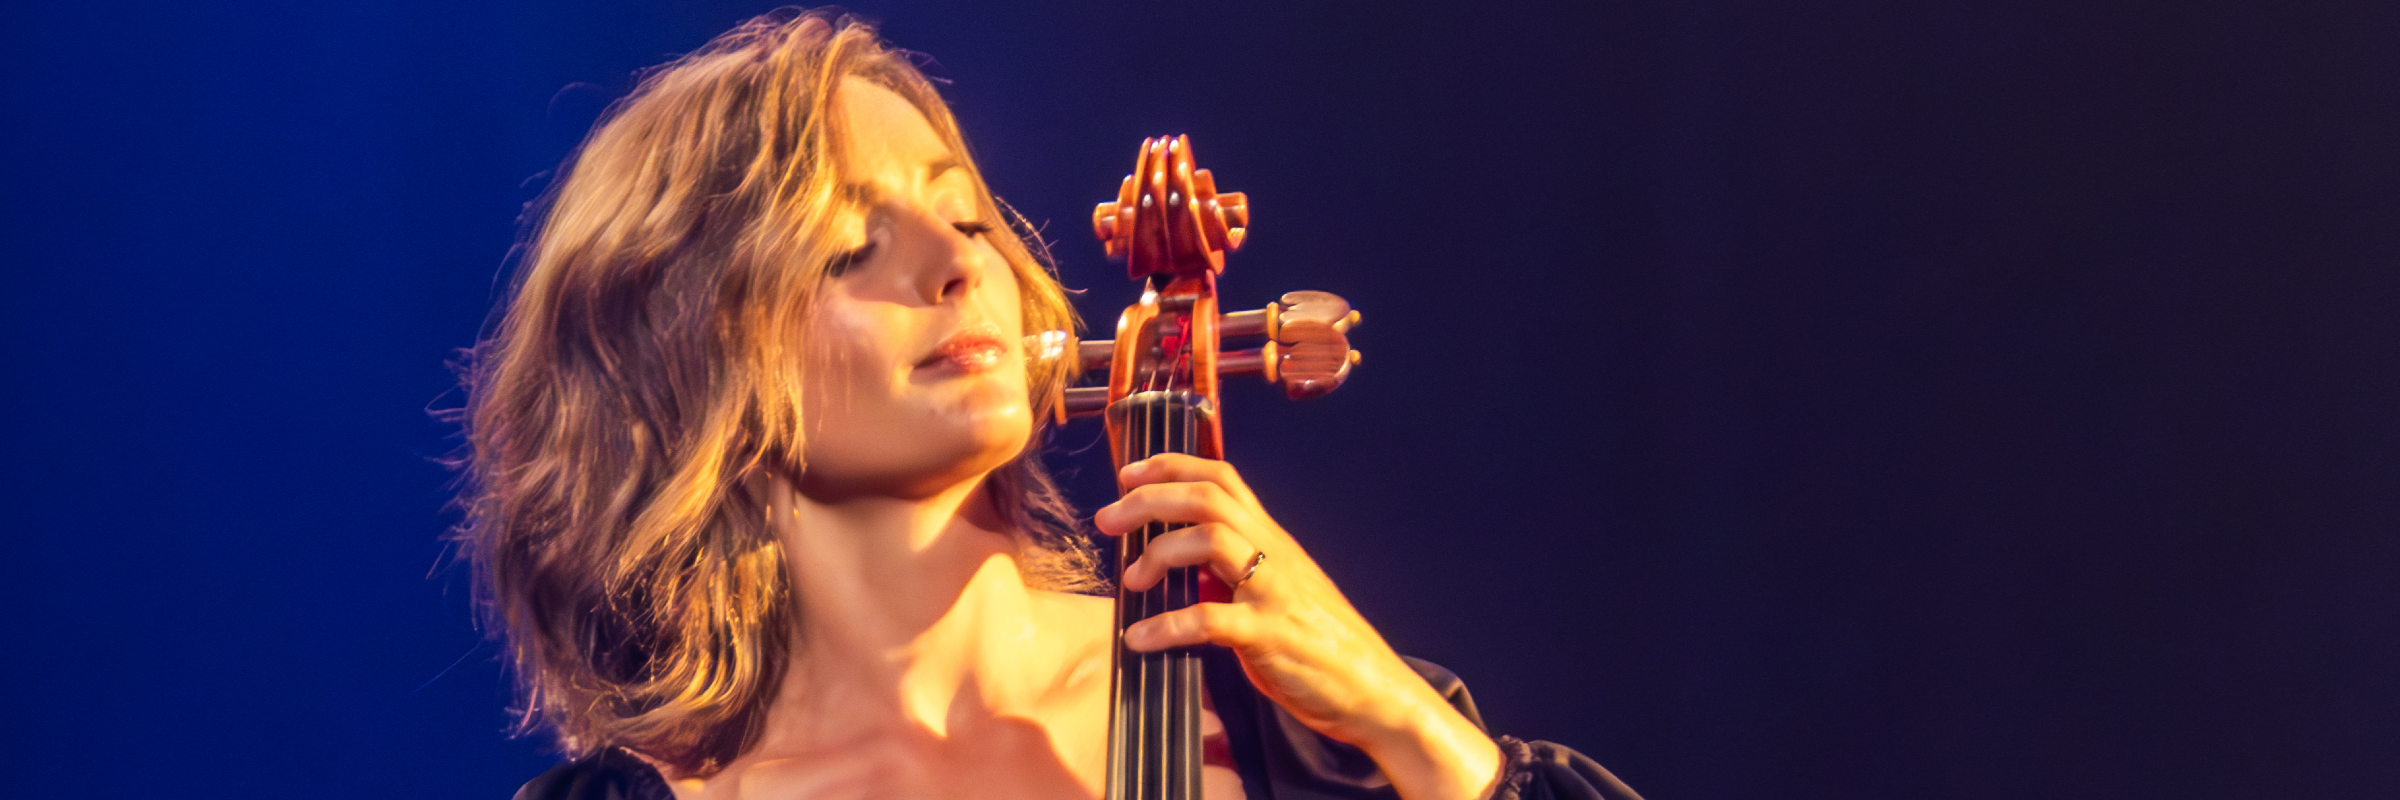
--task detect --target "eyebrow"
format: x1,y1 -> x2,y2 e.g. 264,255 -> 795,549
839,156 -> 968,206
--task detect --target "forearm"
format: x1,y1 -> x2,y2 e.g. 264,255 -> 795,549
1353,679 -> 1505,800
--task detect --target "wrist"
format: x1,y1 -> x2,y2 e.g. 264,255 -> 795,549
1352,686 -> 1505,800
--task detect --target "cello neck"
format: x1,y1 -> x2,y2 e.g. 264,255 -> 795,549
1105,390 -> 1215,800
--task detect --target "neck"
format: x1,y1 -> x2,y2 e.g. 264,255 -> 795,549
760,473 -> 1066,747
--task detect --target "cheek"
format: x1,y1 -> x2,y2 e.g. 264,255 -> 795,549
985,262 -> 1029,333
799,300 -> 901,407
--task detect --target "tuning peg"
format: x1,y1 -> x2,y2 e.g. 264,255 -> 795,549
1219,303 -> 1278,341
1061,386 -> 1110,418
1217,341 -> 1280,383
1276,290 -> 1357,334
1026,330 -> 1117,376
1217,191 -> 1248,235
1191,170 -> 1246,255
1218,291 -> 1362,343
1030,330 -> 1118,422
1272,291 -> 1358,399
1093,174 -> 1139,260
1273,318 -> 1355,400
1092,201 -> 1118,245
1210,291 -> 1361,400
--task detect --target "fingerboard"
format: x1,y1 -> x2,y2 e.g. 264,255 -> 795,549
1105,390 -> 1212,800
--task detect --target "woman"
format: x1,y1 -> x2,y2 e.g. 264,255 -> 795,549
457,10 -> 1638,800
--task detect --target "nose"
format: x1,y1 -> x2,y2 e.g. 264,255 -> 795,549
892,205 -> 988,306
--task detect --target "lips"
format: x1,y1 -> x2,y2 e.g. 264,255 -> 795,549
924,324 -> 1007,373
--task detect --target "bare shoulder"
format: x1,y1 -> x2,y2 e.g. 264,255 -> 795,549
1039,590 -> 1115,628
1034,590 -> 1116,690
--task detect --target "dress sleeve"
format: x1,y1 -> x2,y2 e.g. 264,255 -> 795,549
1230,656 -> 1644,800
1488,735 -> 1645,800
511,748 -> 674,800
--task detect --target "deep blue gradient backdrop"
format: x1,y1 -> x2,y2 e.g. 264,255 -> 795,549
5,2 -> 2395,797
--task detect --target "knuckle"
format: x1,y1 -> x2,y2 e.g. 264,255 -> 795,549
1199,483 -> 1239,513
1164,610 -> 1203,641
1122,486 -> 1174,517
1200,523 -> 1241,552
1125,483 -> 1166,505
1196,604 -> 1240,637
1170,483 -> 1213,512
1153,529 -> 1201,561
1188,605 -> 1224,636
1145,453 -> 1191,477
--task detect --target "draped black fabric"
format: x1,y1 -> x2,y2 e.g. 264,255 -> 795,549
513,658 -> 1642,800
514,747 -> 675,800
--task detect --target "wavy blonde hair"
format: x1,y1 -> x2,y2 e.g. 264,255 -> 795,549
452,9 -> 1096,775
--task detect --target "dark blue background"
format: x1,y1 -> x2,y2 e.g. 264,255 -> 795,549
5,1 -> 2395,797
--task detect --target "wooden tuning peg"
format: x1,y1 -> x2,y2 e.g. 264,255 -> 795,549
1212,291 -> 1362,400
1217,191 -> 1248,250
1273,319 -> 1354,400
1272,290 -> 1360,400
1092,173 -> 1138,260
1275,290 -> 1358,333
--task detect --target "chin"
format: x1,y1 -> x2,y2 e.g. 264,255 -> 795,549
954,404 -> 1035,471
796,387 -> 1037,501
939,377 -> 1034,451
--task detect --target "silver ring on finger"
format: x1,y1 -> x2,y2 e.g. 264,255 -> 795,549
1231,550 -> 1265,592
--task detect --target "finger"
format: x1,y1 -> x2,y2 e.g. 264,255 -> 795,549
1125,601 -> 1256,652
1120,453 -> 1257,504
1117,455 -> 1302,552
1092,480 -> 1244,536
1121,523 -> 1260,591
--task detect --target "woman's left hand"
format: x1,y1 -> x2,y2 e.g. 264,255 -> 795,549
1093,453 -> 1504,800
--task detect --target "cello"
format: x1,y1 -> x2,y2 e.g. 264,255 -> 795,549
1032,135 -> 1362,800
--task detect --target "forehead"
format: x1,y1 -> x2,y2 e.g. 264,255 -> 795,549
833,77 -> 956,188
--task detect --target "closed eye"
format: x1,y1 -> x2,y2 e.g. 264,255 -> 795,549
953,220 -> 994,238
828,243 -> 874,277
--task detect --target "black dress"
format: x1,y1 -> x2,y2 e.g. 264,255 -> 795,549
514,657 -> 1643,800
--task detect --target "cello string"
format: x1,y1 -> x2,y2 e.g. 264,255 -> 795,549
1170,389 -> 1186,799
1148,287 -> 1173,797
1179,311 -> 1197,799
1167,299 -> 1196,797
1138,392 -> 1154,798
1128,394 -> 1145,800
1156,293 -> 1184,800
1111,394 -> 1132,800
1177,391 -> 1196,800
1137,384 -> 1156,792
1158,392 -> 1172,799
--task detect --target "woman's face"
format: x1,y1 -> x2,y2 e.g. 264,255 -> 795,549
795,78 -> 1032,501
